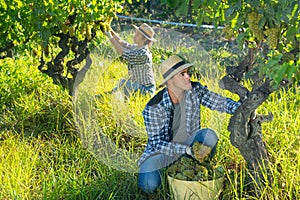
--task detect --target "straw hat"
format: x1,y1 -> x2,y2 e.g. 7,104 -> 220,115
133,23 -> 156,42
160,55 -> 193,86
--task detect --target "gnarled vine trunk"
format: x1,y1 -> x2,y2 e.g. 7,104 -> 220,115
219,48 -> 288,196
37,14 -> 98,96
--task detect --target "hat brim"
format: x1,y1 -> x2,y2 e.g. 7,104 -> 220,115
133,24 -> 157,42
159,63 -> 193,87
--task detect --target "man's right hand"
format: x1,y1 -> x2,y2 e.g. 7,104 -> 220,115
186,143 -> 212,162
105,31 -> 113,39
193,144 -> 212,162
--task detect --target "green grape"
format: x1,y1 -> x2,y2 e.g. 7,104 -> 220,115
183,169 -> 196,180
86,25 -> 92,40
192,142 -> 211,162
175,173 -> 187,180
61,24 -> 69,34
105,22 -> 111,31
168,164 -> 177,174
247,11 -> 264,41
222,25 -> 234,40
99,22 -> 106,32
264,28 -> 280,48
68,26 -> 75,37
80,23 -> 86,35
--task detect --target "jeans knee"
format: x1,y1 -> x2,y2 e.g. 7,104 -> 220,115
194,128 -> 218,147
205,128 -> 218,144
138,172 -> 161,193
140,179 -> 160,193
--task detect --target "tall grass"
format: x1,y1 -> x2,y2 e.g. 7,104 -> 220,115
0,49 -> 299,200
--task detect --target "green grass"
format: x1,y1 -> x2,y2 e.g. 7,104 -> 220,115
0,50 -> 299,200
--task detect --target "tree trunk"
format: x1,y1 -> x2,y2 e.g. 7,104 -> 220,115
226,81 -> 274,195
37,14 -> 97,96
219,49 -> 279,196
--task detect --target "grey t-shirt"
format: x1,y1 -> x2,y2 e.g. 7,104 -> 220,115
172,94 -> 189,144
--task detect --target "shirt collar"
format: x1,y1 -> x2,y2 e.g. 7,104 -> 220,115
163,88 -> 192,109
162,88 -> 173,109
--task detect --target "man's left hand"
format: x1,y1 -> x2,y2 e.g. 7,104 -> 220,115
185,146 -> 194,158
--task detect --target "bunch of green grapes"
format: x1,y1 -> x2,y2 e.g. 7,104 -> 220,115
167,156 -> 217,181
99,22 -> 111,32
222,25 -> 235,40
79,21 -> 103,40
86,24 -> 92,40
60,17 -> 113,40
60,19 -> 76,37
247,11 -> 264,41
98,17 -> 113,33
264,28 -> 280,49
61,23 -> 69,35
192,142 -> 211,162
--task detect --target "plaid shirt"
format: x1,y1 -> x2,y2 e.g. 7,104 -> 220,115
138,81 -> 241,165
122,42 -> 155,86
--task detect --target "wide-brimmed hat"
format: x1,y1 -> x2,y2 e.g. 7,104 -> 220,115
133,23 -> 156,42
159,55 -> 193,86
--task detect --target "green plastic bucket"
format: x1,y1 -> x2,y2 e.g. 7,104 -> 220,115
167,175 -> 224,200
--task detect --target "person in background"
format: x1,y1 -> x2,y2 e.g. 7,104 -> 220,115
137,55 -> 241,193
104,23 -> 156,97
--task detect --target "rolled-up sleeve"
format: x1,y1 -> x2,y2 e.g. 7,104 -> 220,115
194,82 -> 241,114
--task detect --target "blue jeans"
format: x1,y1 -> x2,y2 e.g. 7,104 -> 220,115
137,128 -> 219,193
113,79 -> 155,97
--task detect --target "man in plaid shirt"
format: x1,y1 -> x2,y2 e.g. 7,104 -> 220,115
138,55 -> 241,193
105,23 -> 156,97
